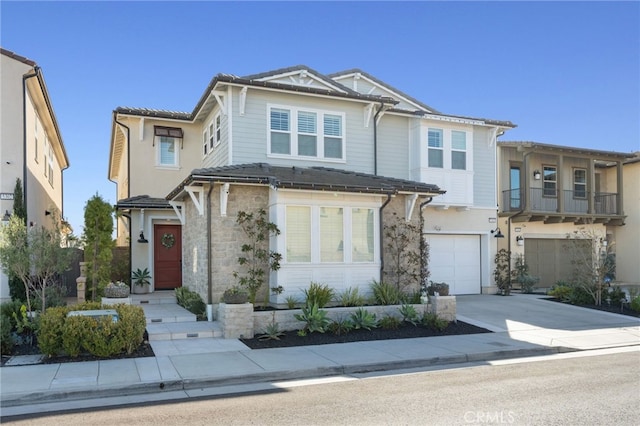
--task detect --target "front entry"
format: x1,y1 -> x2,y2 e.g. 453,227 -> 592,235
153,224 -> 182,290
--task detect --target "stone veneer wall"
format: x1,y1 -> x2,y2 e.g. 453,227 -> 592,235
181,183 -> 270,305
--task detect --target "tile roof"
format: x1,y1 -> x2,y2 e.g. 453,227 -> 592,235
116,195 -> 171,209
168,163 -> 444,200
0,47 -> 36,66
114,107 -> 191,120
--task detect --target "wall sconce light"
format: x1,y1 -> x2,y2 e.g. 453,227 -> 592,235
137,230 -> 148,243
491,227 -> 504,238
44,210 -> 51,216
2,210 -> 11,222
516,235 -> 524,246
533,170 -> 541,180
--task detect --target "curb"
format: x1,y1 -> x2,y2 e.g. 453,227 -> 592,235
0,346 -> 577,408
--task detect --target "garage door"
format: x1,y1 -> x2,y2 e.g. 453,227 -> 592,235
426,235 -> 481,295
525,238 -> 591,288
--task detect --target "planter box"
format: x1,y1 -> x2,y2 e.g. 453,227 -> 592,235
218,302 -> 254,339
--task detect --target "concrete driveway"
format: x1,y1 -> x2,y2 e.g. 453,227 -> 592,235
456,294 -> 640,350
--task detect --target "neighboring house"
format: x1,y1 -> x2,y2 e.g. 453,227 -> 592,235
607,153 -> 640,287
109,65 -> 514,304
496,141 -> 635,289
0,48 -> 70,302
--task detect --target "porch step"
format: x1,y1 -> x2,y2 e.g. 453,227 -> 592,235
131,291 -> 177,305
146,321 -> 222,341
140,303 -> 196,324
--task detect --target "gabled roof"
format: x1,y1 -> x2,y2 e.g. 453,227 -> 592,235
0,47 -> 36,66
167,163 -> 444,201
115,195 -> 171,210
498,141 -> 636,160
329,68 -> 441,114
242,64 -> 356,95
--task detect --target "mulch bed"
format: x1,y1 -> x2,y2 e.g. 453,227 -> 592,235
241,321 -> 490,349
544,297 -> 640,318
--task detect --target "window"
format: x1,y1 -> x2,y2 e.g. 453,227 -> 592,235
159,137 -> 178,166
270,108 -> 291,154
351,208 -> 374,262
203,128 -> 208,156
298,111 -> 317,156
154,126 -> 182,167
34,118 -> 39,162
286,206 -> 311,262
451,131 -> 466,170
44,137 -> 48,177
428,128 -> 443,168
320,208 -> 344,262
269,105 -> 345,160
543,166 -> 557,197
214,114 -> 221,147
510,165 -> 522,209
46,144 -> 53,187
574,168 -> 587,198
208,122 -> 214,151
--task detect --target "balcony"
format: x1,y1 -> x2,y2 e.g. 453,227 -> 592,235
501,188 -> 622,224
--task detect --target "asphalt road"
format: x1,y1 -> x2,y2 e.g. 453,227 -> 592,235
4,349 -> 639,426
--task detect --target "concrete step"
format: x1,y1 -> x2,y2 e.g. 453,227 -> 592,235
131,291 -> 177,305
146,321 -> 222,341
140,303 -> 196,324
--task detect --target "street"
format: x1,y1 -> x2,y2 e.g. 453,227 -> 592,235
3,349 -> 638,425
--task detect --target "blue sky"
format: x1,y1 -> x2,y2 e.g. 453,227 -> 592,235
2,1 -> 639,236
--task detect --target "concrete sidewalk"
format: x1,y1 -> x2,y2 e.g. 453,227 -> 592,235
1,294 -> 639,414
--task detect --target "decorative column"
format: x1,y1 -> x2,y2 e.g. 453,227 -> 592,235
76,262 -> 87,303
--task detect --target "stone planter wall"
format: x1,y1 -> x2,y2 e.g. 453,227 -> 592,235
102,297 -> 131,307
221,297 -> 457,337
218,303 -> 254,339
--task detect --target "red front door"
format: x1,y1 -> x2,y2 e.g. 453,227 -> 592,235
153,224 -> 182,290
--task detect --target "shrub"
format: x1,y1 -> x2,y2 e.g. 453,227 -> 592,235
399,303 -> 420,326
370,280 -> 401,305
422,312 -> 449,332
568,285 -> 593,305
605,286 -> 627,305
1,313 -> 14,355
378,315 -> 401,330
1,300 -> 24,331
403,290 -> 422,304
426,281 -> 450,296
548,283 -> 572,302
328,317 -> 354,335
630,296 -> 640,313
350,308 -> 377,330
294,303 -> 331,333
175,287 -> 206,317
285,295 -> 298,309
38,302 -> 145,358
303,282 -> 335,308
338,287 -> 365,307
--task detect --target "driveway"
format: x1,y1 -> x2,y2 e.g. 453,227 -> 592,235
456,294 -> 640,350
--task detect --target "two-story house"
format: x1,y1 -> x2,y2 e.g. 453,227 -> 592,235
109,65 -> 514,306
0,48 -> 70,302
496,141 -> 635,289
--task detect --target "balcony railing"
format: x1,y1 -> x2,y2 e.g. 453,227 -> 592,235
501,189 -> 619,215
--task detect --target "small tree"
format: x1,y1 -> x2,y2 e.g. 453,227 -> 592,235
12,178 -> 26,224
233,208 -> 282,305
513,254 -> 539,294
82,194 -> 114,300
494,249 -> 512,295
0,213 -> 72,313
564,229 -> 614,306
383,212 -> 421,292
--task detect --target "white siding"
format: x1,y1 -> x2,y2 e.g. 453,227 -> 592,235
377,114 -> 410,179
472,127 -> 497,208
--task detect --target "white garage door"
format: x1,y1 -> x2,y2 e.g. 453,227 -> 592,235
426,234 -> 481,295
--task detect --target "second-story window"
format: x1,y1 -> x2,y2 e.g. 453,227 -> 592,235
428,128 -> 443,168
214,114 -> 221,147
451,131 -> 467,170
155,126 -> 183,168
203,128 -> 208,156
574,168 -> 587,198
543,165 -> 557,197
269,105 -> 345,161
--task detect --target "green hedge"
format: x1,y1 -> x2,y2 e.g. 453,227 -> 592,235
38,302 -> 145,358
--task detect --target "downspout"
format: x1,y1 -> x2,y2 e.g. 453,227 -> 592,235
206,184 -> 214,321
379,193 -> 393,283
372,102 -> 384,176
22,67 -> 39,226
419,197 -> 434,292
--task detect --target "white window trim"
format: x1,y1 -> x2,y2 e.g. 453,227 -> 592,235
202,128 -> 209,157
214,113 -> 222,148
426,127 -> 473,172
156,136 -> 180,169
267,103 -> 346,163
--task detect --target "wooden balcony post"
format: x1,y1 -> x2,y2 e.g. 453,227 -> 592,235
588,159 -> 595,214
557,154 -> 564,213
617,161 -> 624,215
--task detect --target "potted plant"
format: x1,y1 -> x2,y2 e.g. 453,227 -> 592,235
132,267 -> 151,294
222,286 -> 248,304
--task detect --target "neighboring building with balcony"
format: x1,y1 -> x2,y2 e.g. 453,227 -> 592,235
497,141 -> 635,288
